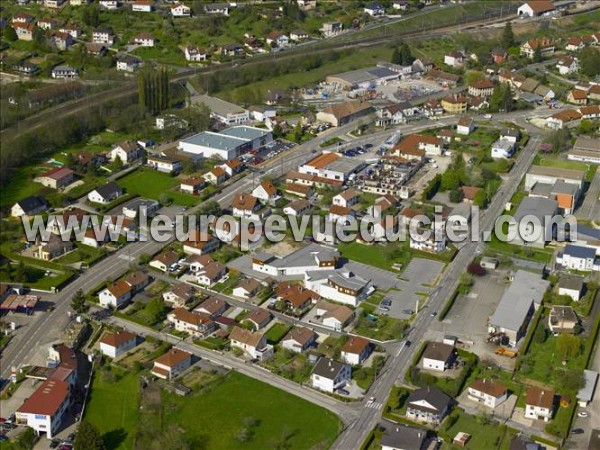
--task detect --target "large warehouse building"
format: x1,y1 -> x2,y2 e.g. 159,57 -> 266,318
178,126 -> 272,160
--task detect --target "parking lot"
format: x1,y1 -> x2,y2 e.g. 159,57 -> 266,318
246,140 -> 296,166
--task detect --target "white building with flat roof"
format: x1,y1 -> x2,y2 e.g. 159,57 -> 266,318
191,94 -> 249,125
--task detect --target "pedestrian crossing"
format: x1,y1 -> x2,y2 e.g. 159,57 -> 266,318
365,402 -> 383,410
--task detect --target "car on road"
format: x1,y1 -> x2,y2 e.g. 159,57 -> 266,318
365,143 -> 373,149
484,114 -> 492,119
405,340 -> 411,347
430,311 -> 437,317
367,396 -> 375,404
402,309 -> 414,315
577,411 -> 589,418
571,428 -> 584,434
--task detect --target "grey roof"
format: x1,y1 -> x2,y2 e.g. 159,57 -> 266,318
312,357 -> 347,380
325,157 -> 363,175
306,270 -> 369,291
574,136 -> 600,153
380,421 -> 428,450
551,180 -> 579,197
576,225 -> 600,241
564,244 -> 596,259
15,196 -> 47,213
328,66 -> 396,85
94,182 -> 122,199
528,165 -> 586,181
122,197 -> 159,212
268,243 -> 339,269
501,128 -> 520,138
365,67 -> 397,79
490,271 -> 550,332
513,197 -> 557,222
192,94 -> 246,117
530,182 -> 554,197
558,273 -> 584,291
180,131 -> 248,151
423,342 -> 455,362
518,92 -> 544,103
578,370 -> 599,403
407,386 -> 452,413
492,138 -> 515,152
220,126 -> 270,141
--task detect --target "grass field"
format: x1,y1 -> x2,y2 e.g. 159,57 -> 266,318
117,169 -> 199,207
264,322 -> 291,344
338,241 -> 411,271
161,371 -> 341,450
84,370 -> 140,450
439,412 -> 516,450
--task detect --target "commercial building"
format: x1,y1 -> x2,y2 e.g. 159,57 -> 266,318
298,152 -> 365,183
316,101 -> 373,127
508,197 -> 558,248
304,270 -> 373,307
252,243 -> 338,277
325,67 -> 398,90
488,271 -> 550,346
190,94 -> 249,125
16,379 -> 71,439
178,126 -> 272,161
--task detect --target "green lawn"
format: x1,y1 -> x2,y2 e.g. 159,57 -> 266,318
338,241 -> 411,271
161,371 -> 341,450
439,412 -> 516,450
84,370 -> 140,450
55,243 -> 105,265
486,236 -> 553,264
264,323 -> 291,344
116,169 -> 199,207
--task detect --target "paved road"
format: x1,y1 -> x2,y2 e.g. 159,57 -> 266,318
106,315 -> 359,424
332,126 -> 542,449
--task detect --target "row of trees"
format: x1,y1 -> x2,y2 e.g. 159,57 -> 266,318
137,67 -> 171,116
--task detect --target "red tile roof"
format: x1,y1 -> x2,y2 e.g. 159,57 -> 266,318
154,348 -> 192,368
18,379 -> 69,417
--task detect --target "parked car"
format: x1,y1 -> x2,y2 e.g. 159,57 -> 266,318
577,411 -> 589,418
571,428 -> 584,434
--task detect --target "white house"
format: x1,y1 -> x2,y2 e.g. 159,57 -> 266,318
311,357 -> 351,393
16,379 -> 70,439
556,244 -> 599,272
184,46 -> 208,62
252,180 -> 280,205
98,280 -> 132,308
332,189 -> 360,208
341,336 -> 372,365
195,262 -> 227,287
281,327 -> 317,353
132,0 -> 153,12
364,2 -> 385,16
151,348 -> 193,379
99,330 -> 137,358
92,29 -> 114,45
229,327 -> 273,360
524,386 -> 554,422
556,56 -> 579,75
116,55 -> 143,72
171,3 -> 191,17
132,32 -> 155,47
467,379 -> 508,409
406,387 -> 452,425
109,141 -> 141,164
444,51 -> 465,68
232,278 -> 261,299
283,199 -> 311,216
166,308 -> 216,337
491,138 -> 516,159
87,182 -> 123,205
147,155 -> 182,174
557,274 -> 584,301
421,342 -> 456,372
456,117 -> 475,136
11,196 -> 48,218
304,270 -> 372,307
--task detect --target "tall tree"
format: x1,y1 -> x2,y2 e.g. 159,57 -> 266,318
501,21 -> 515,48
579,47 -> 600,77
75,421 -> 106,450
556,334 -> 580,362
533,45 -> 543,63
489,84 -> 514,113
4,26 -> 18,42
391,46 -> 402,65
71,288 -> 88,314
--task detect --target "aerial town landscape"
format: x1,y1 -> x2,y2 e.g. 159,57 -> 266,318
0,0 -> 600,449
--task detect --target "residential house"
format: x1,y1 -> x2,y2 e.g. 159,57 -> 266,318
151,348 -> 193,379
184,46 -> 208,62
281,327 -> 317,353
132,32 -> 155,47
36,234 -> 74,261
567,89 -> 588,105
12,12 -> 35,24
421,342 -> 457,372
393,134 -> 443,157
456,117 -> 475,136
147,155 -> 182,174
341,336 -> 372,365
171,3 -> 191,17
99,330 -> 137,358
51,65 -> 78,79
205,2 -> 230,15
241,308 -> 272,330
380,423 -> 429,450
180,176 -> 205,194
557,56 -> 579,75
441,94 -> 468,114
320,22 -> 343,37
229,326 -> 272,360
364,2 -> 385,16
13,23 -> 35,41
195,261 -> 227,286
460,186 -> 481,204
444,51 -> 465,68
85,43 -> 108,56
132,0 -> 153,12
13,61 -> 39,75
491,48 -> 508,64
290,29 -> 309,41
11,196 -> 48,218
265,31 -> 289,48
524,386 -> 554,422
167,308 -> 216,337
392,0 -> 409,10
149,251 -> 180,272
232,193 -> 269,220
468,79 -> 495,98
548,305 -> 578,334
517,0 -> 555,17
92,29 -> 114,45
232,278 -> 261,299
491,138 -> 516,159
406,387 -> 452,425
546,108 -> 583,129
59,24 -> 82,39
556,244 -> 599,272
109,141 -> 141,164
304,270 -> 372,307
34,167 -> 74,190
37,17 -> 57,30
274,283 -> 319,314
162,283 -> 195,307
311,357 -> 351,393
520,38 -> 555,59
99,0 -> 119,9
467,379 -> 508,409
50,32 -> 73,51
116,54 -> 143,72
332,189 -> 360,208
182,231 -> 220,256
220,159 -> 244,177
87,182 -> 122,204
205,167 -> 228,185
557,273 -> 584,301
252,180 -> 280,205
283,199 -> 311,216
375,102 -> 415,126
315,300 -> 354,331
195,297 -> 228,318
98,279 -> 132,308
